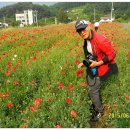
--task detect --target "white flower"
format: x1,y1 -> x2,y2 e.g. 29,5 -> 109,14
60,66 -> 62,70
14,55 -> 17,58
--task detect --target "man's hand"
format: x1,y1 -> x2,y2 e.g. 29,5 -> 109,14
78,63 -> 85,69
89,60 -> 104,68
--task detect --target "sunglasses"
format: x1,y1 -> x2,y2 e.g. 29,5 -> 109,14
77,27 -> 89,33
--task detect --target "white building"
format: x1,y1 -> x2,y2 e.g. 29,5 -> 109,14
15,9 -> 38,25
0,22 -> 8,28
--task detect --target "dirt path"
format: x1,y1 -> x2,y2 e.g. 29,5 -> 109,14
89,105 -> 113,128
122,23 -> 130,27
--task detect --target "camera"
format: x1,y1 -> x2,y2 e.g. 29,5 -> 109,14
83,54 -> 96,67
83,54 -> 97,76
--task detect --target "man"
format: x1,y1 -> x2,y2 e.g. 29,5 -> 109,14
94,22 -> 100,32
75,20 -> 118,121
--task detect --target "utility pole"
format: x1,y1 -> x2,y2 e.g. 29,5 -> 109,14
3,16 -> 5,23
111,2 -> 114,21
45,18 -> 46,24
94,8 -> 95,22
36,10 -> 38,27
3,16 -> 6,28
66,10 -> 69,33
55,17 -> 57,24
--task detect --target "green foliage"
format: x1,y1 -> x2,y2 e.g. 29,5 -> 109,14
12,20 -> 21,27
0,2 -> 130,25
53,2 -> 130,22
51,2 -> 87,10
114,2 -> 130,19
57,9 -> 69,23
31,17 -> 55,27
0,2 -> 52,19
114,18 -> 129,23
0,25 -> 90,128
0,17 -> 14,26
0,22 -> 130,128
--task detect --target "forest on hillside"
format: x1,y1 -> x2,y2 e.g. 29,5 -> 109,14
0,2 -> 130,26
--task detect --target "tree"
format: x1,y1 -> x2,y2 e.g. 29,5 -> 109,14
88,13 -> 94,22
124,10 -> 130,20
12,20 -> 21,27
57,9 -> 69,23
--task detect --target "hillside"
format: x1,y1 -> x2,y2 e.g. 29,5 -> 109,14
0,2 -> 130,25
0,2 -> 52,19
52,2 -> 130,21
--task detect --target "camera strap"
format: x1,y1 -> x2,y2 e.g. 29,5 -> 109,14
83,40 -> 98,78
83,39 -> 90,59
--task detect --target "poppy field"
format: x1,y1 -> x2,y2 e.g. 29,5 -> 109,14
0,23 -> 130,128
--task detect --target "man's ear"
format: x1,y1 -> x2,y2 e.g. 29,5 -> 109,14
87,25 -> 91,30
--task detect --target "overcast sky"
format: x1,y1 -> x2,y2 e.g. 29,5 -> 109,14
0,2 -> 15,8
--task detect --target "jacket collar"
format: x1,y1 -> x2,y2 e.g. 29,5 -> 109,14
83,30 -> 94,47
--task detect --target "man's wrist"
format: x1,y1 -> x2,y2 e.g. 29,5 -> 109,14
97,60 -> 104,66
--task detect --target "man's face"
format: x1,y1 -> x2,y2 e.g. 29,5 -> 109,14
78,26 -> 91,40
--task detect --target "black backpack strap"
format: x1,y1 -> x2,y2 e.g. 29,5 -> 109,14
83,39 -> 89,59
83,39 -> 98,78
83,30 -> 94,58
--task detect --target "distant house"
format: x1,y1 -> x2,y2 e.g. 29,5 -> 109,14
0,22 -> 8,28
100,15 -> 115,23
0,22 -> 2,27
15,9 -> 38,25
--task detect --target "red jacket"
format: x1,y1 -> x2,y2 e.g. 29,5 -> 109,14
89,31 -> 117,77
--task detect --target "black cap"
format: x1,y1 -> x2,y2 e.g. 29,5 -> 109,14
75,20 -> 88,32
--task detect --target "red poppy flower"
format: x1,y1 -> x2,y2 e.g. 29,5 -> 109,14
12,67 -> 17,71
27,60 -> 32,66
113,104 -> 117,109
70,110 -> 77,117
126,95 -> 129,100
35,51 -> 40,55
5,70 -> 10,76
21,124 -> 27,128
81,82 -> 86,87
7,103 -> 13,108
33,56 -> 37,60
68,84 -> 74,91
7,61 -> 11,69
47,86 -> 51,90
0,94 -> 3,98
75,60 -> 80,65
24,119 -> 27,123
66,98 -> 72,105
3,92 -> 10,97
0,92 -> 10,98
76,69 -> 84,77
3,53 -> 8,57
58,82 -> 64,88
55,125 -> 63,128
13,81 -> 19,86
48,98 -> 53,102
30,106 -> 37,112
34,98 -> 42,107
60,71 -> 66,75
126,52 -> 130,56
7,65 -> 11,69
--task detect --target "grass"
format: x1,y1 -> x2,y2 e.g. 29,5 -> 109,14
0,22 -> 130,128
